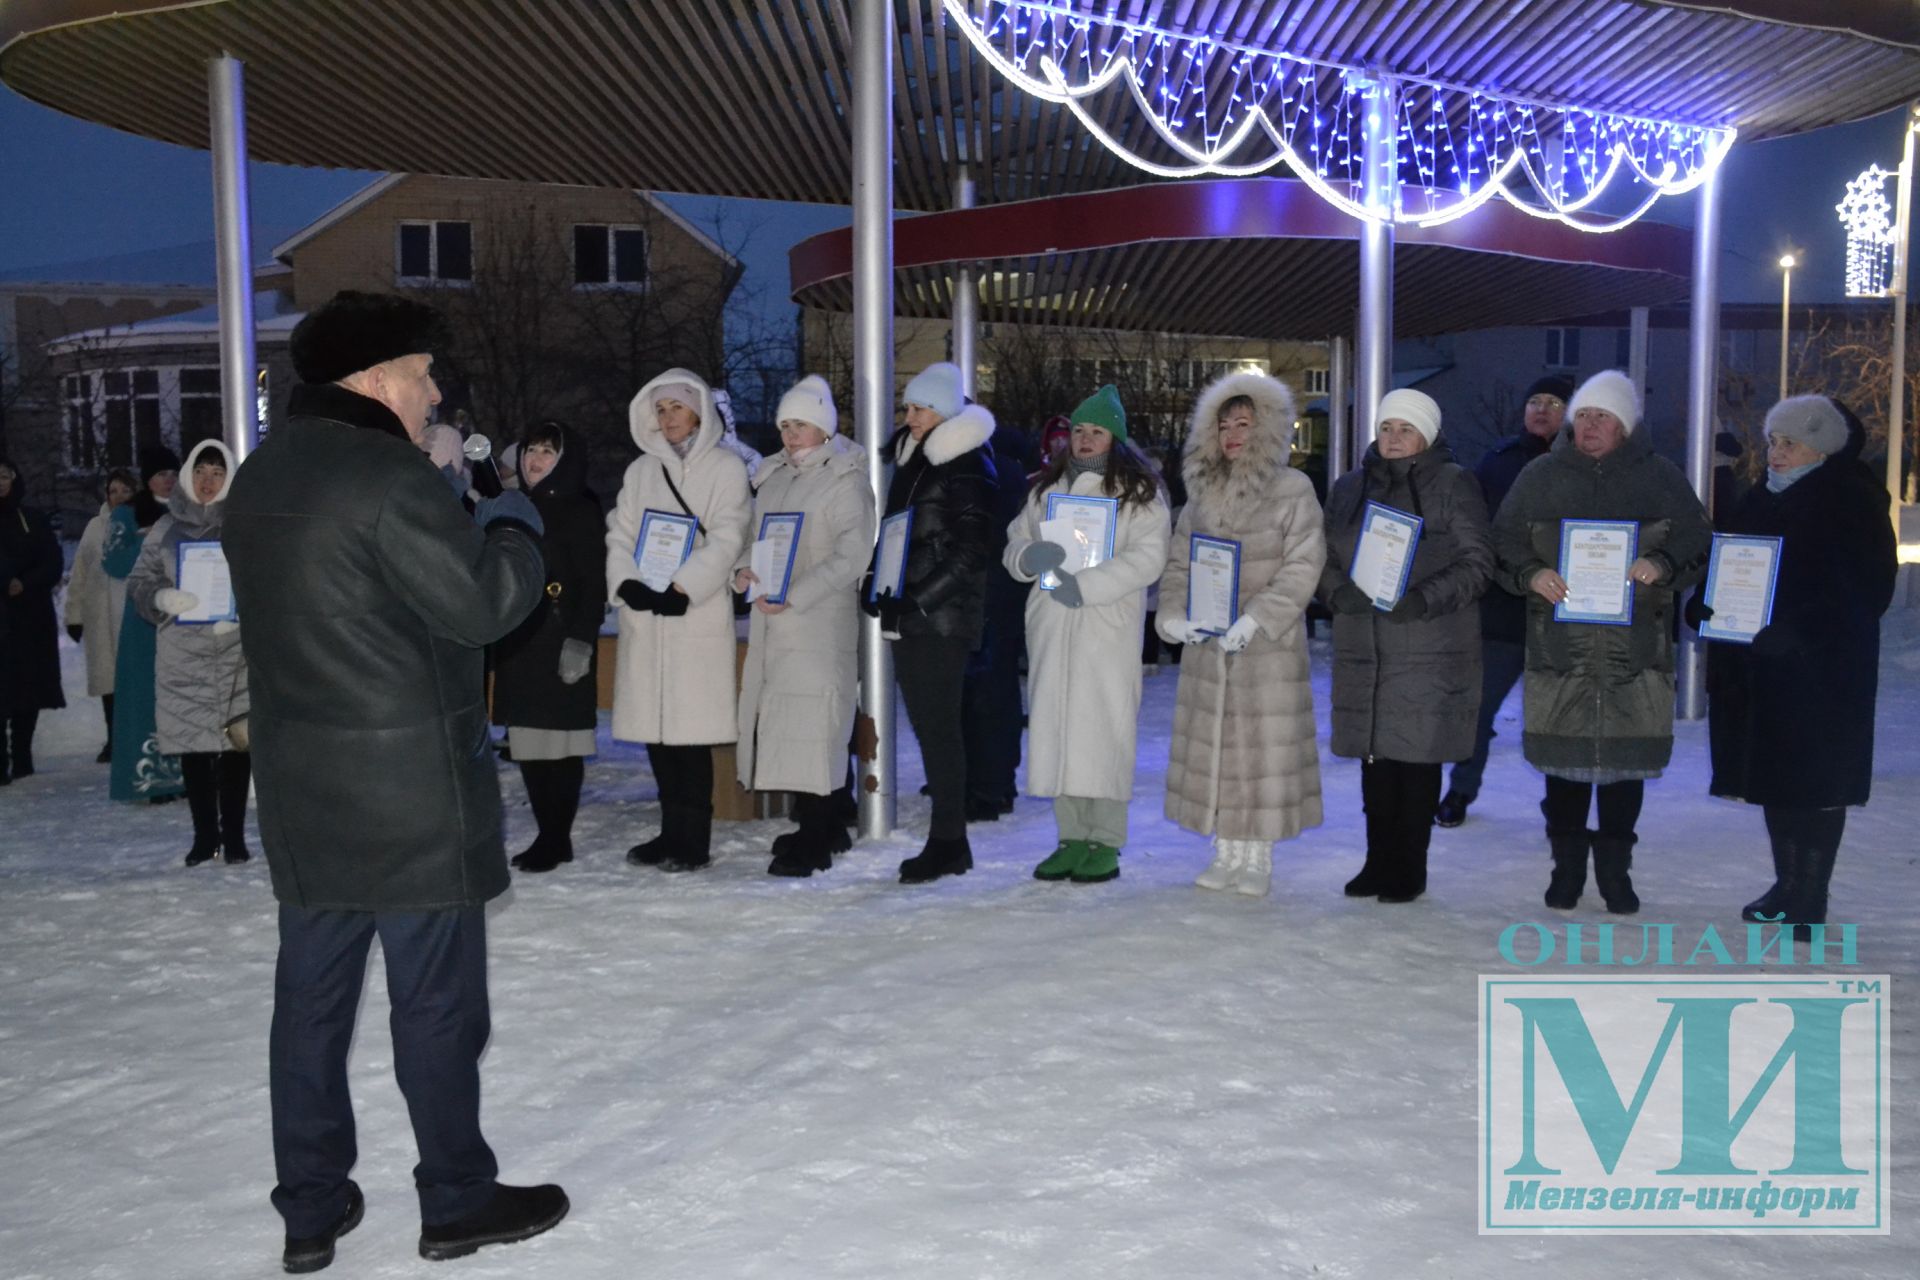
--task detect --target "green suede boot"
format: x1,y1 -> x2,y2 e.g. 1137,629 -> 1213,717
1033,839 -> 1088,881
1071,842 -> 1121,884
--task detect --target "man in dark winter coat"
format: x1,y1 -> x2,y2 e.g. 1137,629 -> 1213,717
961,419 -> 1035,819
1434,373 -> 1571,826
223,291 -> 568,1272
0,455 -> 66,783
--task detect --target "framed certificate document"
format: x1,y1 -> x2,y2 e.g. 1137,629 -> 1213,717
1554,519 -> 1638,626
633,509 -> 698,592
174,540 -> 237,625
869,508 -> 914,602
1037,493 -> 1119,591
1348,501 -> 1424,610
1699,533 -> 1784,644
1187,534 -> 1242,636
750,512 -> 805,604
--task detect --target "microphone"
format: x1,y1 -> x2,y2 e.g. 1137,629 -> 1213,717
463,433 -> 503,498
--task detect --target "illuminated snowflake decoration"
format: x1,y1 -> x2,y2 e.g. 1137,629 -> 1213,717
1837,165 -> 1898,297
946,0 -> 1735,231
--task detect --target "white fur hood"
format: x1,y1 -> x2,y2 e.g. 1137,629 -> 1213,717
893,402 -> 996,467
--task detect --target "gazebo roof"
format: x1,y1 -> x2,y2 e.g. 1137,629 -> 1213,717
789,179 -> 1692,338
5,1 -> 1920,210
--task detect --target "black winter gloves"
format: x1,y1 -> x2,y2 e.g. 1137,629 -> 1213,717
1682,593 -> 1715,630
67,624 -> 83,643
1329,582 -> 1373,615
617,580 -> 690,616
1384,589 -> 1429,624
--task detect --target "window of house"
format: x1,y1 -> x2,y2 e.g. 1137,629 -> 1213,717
179,367 -> 223,451
1545,328 -> 1581,368
102,369 -> 160,469
64,374 -> 95,471
396,220 -> 473,283
573,224 -> 648,286
1303,368 -> 1330,395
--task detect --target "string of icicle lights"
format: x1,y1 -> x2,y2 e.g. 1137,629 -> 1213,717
945,0 -> 1736,232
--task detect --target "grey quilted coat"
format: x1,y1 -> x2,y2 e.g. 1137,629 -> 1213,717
127,439 -> 249,755
1319,438 -> 1493,762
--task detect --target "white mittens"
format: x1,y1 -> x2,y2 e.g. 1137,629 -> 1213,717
1219,615 -> 1262,654
153,588 -> 201,617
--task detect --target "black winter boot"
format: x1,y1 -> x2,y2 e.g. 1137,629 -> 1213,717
1590,832 -> 1640,915
626,803 -> 679,867
98,694 -> 115,764
1544,829 -> 1589,910
514,761 -> 577,873
662,804 -> 712,872
218,751 -> 253,863
6,713 -> 36,779
417,1182 -> 569,1262
283,1180 -> 364,1273
1742,828 -> 1796,923
1349,763 -> 1394,896
181,752 -> 221,866
1786,838 -> 1840,942
899,834 -> 973,884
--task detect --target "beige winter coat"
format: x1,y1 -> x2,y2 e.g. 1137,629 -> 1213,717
1005,468 -> 1170,801
65,503 -> 124,696
1156,373 -> 1327,842
734,434 -> 876,794
604,369 -> 753,745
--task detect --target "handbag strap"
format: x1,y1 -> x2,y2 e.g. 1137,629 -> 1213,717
660,466 -> 706,538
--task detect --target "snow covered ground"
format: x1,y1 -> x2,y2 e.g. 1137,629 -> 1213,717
2,623 -> 1916,1279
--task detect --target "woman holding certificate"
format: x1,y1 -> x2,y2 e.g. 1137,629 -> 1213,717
865,361 -> 1001,885
490,420 -> 606,874
1004,385 -> 1170,884
606,369 -> 752,873
1699,396 -> 1898,937
733,375 -> 875,876
1155,372 -> 1328,896
1317,389 -> 1493,904
1492,370 -> 1710,915
63,468 -> 139,765
127,440 -> 252,866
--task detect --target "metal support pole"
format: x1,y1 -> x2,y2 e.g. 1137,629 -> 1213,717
1353,78 -> 1398,450
1628,306 -> 1650,407
1677,161 -> 1723,722
951,165 -> 978,399
1778,264 -> 1792,400
208,55 -> 257,461
853,0 -> 897,839
1327,335 -> 1351,485
1889,111 -> 1916,506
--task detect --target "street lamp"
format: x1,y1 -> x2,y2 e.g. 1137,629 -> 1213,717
1778,252 -> 1797,400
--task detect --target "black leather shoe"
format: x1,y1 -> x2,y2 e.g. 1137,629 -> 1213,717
283,1181 -> 363,1274
899,835 -> 973,885
418,1183 -> 569,1262
1433,791 -> 1470,828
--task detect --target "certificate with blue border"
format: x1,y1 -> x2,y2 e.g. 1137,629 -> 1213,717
633,509 -> 698,591
1349,501 -> 1424,610
1554,519 -> 1638,626
754,512 -> 804,605
1038,492 -> 1118,592
1187,534 -> 1242,636
870,508 -> 915,602
174,540 -> 237,625
1699,533 -> 1783,644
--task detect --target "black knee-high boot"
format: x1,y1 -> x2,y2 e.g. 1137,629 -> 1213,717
218,751 -> 252,863
515,759 -> 580,873
99,694 -> 115,763
180,753 -> 220,866
6,712 -> 37,779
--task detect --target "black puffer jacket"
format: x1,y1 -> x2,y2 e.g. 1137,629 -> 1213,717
1707,408 -> 1898,808
491,424 -> 606,732
0,460 -> 65,715
224,383 -> 544,911
1493,425 -> 1712,776
1474,430 -> 1552,644
877,404 -> 1000,644
1319,438 -> 1493,762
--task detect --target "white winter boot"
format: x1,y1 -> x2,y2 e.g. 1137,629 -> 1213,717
1230,840 -> 1273,897
1194,836 -> 1245,891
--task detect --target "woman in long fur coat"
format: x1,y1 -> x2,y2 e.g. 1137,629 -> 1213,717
1155,373 -> 1327,896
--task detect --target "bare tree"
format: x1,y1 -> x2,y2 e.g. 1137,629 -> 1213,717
1784,306 -> 1919,499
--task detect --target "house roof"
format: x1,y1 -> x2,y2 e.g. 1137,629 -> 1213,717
270,174 -> 741,271
45,289 -> 301,354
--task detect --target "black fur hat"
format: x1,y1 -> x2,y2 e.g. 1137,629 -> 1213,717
138,445 -> 182,481
290,290 -> 450,384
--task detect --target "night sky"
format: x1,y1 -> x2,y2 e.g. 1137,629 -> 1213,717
0,86 -> 1910,310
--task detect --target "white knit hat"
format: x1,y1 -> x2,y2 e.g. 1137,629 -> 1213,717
902,362 -> 965,420
1763,395 -> 1849,456
1377,388 -> 1442,445
776,374 -> 838,435
1568,369 -> 1642,434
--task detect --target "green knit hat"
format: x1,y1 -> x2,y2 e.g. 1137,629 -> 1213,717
1069,383 -> 1127,442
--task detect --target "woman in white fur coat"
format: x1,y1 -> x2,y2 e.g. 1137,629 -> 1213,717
63,467 -> 137,762
1156,372 -> 1327,896
605,368 -> 752,873
1004,384 -> 1169,884
733,375 -> 875,877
